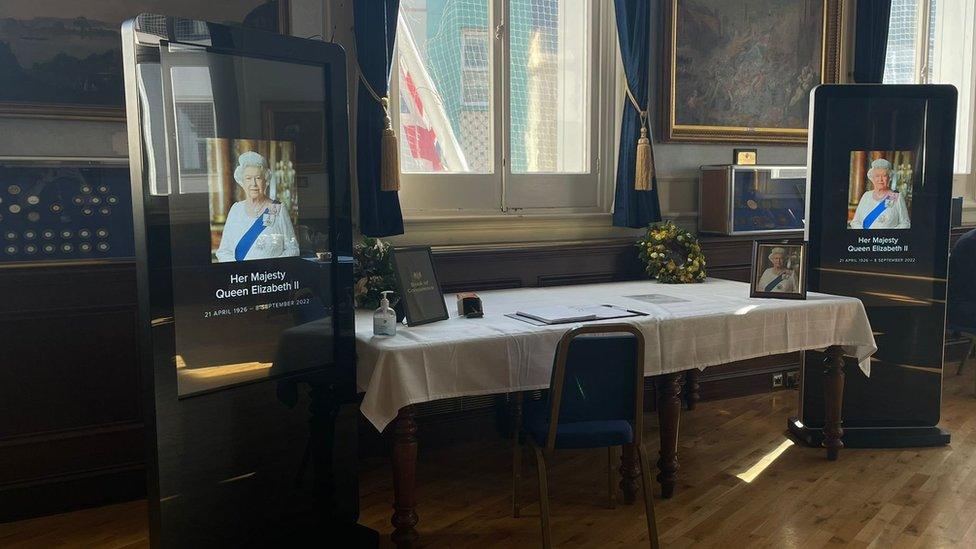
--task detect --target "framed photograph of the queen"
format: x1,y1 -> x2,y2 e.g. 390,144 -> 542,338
661,0 -> 842,143
750,240 -> 807,299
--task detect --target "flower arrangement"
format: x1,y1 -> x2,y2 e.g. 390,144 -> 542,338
636,221 -> 707,284
353,237 -> 398,309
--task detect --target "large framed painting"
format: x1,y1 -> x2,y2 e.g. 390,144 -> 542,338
0,0 -> 289,121
661,0 -> 842,144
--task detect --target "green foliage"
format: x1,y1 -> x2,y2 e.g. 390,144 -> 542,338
636,221 -> 707,284
353,237 -> 398,309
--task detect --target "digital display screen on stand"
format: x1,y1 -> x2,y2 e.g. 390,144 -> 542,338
796,85 -> 956,444
123,15 -> 365,545
158,45 -> 336,397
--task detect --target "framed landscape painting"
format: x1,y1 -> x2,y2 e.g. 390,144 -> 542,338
0,0 -> 289,121
661,0 -> 842,144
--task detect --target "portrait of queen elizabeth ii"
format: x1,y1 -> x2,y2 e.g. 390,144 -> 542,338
751,242 -> 806,299
214,150 -> 300,262
849,158 -> 911,230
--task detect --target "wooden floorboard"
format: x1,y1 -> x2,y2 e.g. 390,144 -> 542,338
2,369 -> 975,548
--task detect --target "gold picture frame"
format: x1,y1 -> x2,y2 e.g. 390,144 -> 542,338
0,1 -> 290,122
661,0 -> 843,144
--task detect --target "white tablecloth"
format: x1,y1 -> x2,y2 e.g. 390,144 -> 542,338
355,279 -> 876,431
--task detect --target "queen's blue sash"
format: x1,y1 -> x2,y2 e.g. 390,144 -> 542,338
764,272 -> 787,292
862,199 -> 888,229
234,208 -> 269,261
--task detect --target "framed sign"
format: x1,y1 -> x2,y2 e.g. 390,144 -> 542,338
750,240 -> 807,299
391,246 -> 449,326
661,0 -> 841,143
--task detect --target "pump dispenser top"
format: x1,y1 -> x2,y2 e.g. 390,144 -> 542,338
373,291 -> 397,336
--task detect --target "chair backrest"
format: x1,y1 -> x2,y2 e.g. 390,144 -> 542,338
544,323 -> 645,452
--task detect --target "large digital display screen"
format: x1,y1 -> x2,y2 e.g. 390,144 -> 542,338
125,16 -> 360,545
801,85 -> 956,431
158,44 -> 335,397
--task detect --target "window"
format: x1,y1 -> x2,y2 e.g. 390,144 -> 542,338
393,0 -> 615,215
461,29 -> 490,107
884,0 -> 976,174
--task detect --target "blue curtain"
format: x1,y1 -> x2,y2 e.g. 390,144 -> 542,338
354,0 -> 404,237
612,0 -> 661,228
853,0 -> 892,83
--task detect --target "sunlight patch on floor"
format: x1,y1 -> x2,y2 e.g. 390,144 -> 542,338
735,439 -> 794,483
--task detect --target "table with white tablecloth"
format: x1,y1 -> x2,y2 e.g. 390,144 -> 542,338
355,279 -> 877,546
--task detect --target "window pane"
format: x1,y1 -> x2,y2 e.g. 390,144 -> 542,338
884,0 -> 920,84
509,0 -> 589,174
397,0 -> 491,173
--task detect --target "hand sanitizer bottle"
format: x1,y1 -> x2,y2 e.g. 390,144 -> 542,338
373,291 -> 397,336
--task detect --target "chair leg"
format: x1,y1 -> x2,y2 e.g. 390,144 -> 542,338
607,446 -> 616,509
636,444 -> 661,549
532,445 -> 553,549
512,433 -> 522,518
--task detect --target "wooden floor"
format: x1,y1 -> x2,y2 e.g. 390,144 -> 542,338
3,369 -> 976,548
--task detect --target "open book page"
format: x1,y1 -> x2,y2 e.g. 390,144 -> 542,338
514,305 -> 643,324
515,306 -> 597,324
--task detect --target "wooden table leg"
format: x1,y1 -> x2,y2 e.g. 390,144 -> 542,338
510,392 -> 524,517
685,369 -> 701,410
391,406 -> 419,547
656,372 -> 683,499
619,443 -> 640,504
822,346 -> 846,461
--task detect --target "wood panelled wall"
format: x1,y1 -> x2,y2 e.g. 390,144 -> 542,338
3,227 -> 973,520
0,262 -> 144,521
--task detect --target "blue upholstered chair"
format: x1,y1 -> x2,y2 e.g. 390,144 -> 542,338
512,324 -> 659,548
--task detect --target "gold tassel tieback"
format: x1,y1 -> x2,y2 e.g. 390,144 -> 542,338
379,97 -> 401,192
635,124 -> 654,191
626,84 -> 654,192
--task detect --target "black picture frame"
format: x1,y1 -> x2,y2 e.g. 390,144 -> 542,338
391,246 -> 450,326
750,240 -> 807,300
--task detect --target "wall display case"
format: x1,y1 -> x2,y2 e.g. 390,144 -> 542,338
0,157 -> 142,522
0,160 -> 133,263
699,165 -> 807,235
122,14 -> 371,545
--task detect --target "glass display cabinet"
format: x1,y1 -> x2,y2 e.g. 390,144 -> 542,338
699,164 -> 807,235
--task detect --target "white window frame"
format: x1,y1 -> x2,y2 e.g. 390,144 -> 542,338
888,0 -> 976,175
929,0 -> 976,211
391,0 -> 618,219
